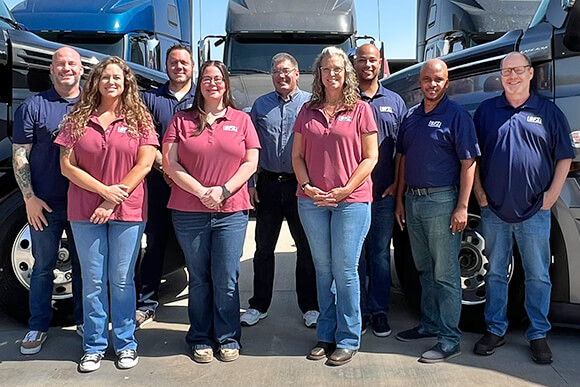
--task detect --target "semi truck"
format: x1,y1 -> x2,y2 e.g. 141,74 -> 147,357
386,0 -> 580,329
11,0 -> 192,71
198,0 -> 383,110
0,2 -> 168,323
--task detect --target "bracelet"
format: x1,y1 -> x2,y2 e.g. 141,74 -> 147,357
221,184 -> 232,199
300,181 -> 310,192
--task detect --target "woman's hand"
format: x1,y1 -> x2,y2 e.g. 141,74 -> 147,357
99,184 -> 129,204
90,201 -> 116,224
200,186 -> 224,210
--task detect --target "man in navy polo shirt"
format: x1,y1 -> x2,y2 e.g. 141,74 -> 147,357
354,43 -> 406,337
13,46 -> 84,354
240,53 -> 319,328
472,52 -> 574,364
136,44 -> 195,327
394,59 -> 480,363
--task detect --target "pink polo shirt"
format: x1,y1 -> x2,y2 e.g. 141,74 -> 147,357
293,99 -> 378,203
163,107 -> 260,213
55,115 -> 159,222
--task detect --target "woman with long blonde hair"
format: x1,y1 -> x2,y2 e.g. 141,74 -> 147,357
55,56 -> 158,372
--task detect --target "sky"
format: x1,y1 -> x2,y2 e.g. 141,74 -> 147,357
5,0 -> 417,59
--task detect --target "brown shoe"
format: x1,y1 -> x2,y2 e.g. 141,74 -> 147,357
307,341 -> 336,360
325,348 -> 357,366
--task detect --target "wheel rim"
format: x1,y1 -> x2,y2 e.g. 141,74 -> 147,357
11,224 -> 73,300
459,214 -> 513,305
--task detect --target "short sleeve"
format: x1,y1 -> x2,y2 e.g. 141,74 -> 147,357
396,118 -> 408,155
453,109 -> 481,160
53,118 -> 77,149
243,114 -> 261,150
139,131 -> 160,148
358,101 -> 378,135
551,106 -> 575,160
12,99 -> 37,144
163,114 -> 181,143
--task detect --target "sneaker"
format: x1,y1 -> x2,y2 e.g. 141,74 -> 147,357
219,348 -> 239,362
361,314 -> 371,335
530,338 -> 553,364
419,343 -> 461,363
193,347 -> 214,363
372,313 -> 392,337
303,310 -> 319,328
20,330 -> 47,355
240,308 -> 267,326
396,326 -> 437,342
473,332 -> 505,356
136,309 -> 155,329
76,324 -> 84,338
117,349 -> 139,369
78,352 -> 103,372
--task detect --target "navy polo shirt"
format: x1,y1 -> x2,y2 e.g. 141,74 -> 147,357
12,87 -> 79,209
474,93 -> 574,222
396,94 -> 480,188
250,88 -> 311,174
141,81 -> 195,204
361,84 -> 406,201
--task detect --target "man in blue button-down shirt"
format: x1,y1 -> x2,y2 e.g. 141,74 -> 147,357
136,45 -> 195,328
241,53 -> 319,328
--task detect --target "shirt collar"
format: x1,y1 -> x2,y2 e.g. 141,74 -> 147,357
277,88 -> 302,103
47,86 -> 81,103
360,83 -> 386,100
496,92 -> 539,110
419,94 -> 449,115
164,81 -> 196,100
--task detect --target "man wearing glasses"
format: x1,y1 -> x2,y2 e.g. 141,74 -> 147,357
241,53 -> 319,328
472,51 -> 574,364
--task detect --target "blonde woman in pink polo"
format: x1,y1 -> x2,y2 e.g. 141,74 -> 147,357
56,56 -> 157,372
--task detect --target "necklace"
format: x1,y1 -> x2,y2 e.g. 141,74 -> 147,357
323,104 -> 341,118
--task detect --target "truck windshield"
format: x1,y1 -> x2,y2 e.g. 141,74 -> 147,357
226,36 -> 352,74
529,0 -> 550,28
37,33 -> 124,58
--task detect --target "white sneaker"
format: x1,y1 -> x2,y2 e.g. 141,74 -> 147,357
20,330 -> 47,355
117,349 -> 139,369
303,310 -> 319,328
78,352 -> 103,372
240,308 -> 267,326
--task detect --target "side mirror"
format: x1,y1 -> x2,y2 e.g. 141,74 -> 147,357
197,38 -> 210,67
146,39 -> 160,70
563,1 -> 580,51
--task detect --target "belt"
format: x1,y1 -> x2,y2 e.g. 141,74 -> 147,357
406,185 -> 456,196
259,169 -> 297,183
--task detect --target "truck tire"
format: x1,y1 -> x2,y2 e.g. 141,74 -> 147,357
0,192 -> 75,325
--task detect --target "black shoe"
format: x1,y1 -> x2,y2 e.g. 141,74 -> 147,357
530,338 -> 553,364
361,314 -> 371,335
473,332 -> 505,356
372,313 -> 392,337
396,326 -> 437,342
325,348 -> 357,366
307,341 -> 336,361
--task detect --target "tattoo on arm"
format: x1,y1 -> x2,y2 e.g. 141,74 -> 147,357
12,144 -> 34,199
60,145 -> 72,159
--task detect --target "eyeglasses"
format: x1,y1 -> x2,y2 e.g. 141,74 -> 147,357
200,76 -> 225,85
499,65 -> 530,77
320,67 -> 344,75
271,68 -> 296,76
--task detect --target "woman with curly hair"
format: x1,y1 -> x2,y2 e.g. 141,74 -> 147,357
292,46 -> 378,366
55,56 -> 158,372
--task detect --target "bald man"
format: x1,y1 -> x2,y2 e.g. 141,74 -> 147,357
394,59 -> 480,363
354,44 -> 406,337
13,46 -> 84,355
472,52 -> 573,364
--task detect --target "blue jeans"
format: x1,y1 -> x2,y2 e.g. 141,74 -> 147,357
405,190 -> 462,350
298,198 -> 371,350
359,195 -> 395,316
29,207 -> 83,331
71,221 -> 145,354
172,210 -> 248,351
481,207 -> 552,340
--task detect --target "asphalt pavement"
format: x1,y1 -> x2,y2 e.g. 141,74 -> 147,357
1,220 -> 579,386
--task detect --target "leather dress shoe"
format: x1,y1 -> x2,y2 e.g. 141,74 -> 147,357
325,348 -> 357,366
307,341 -> 335,360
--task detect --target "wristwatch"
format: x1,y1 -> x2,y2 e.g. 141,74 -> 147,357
221,184 -> 232,199
300,181 -> 310,192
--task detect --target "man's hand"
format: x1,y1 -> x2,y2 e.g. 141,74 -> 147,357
382,182 -> 397,198
24,195 -> 52,231
395,199 -> 405,230
90,201 -> 116,224
249,187 -> 259,207
473,187 -> 488,208
99,184 -> 129,204
450,206 -> 468,235
541,189 -> 559,210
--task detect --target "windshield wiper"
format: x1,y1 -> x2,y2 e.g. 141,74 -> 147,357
0,16 -> 22,30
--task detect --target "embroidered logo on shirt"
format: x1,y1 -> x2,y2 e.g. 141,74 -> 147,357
223,125 -> 238,132
526,115 -> 543,125
338,116 -> 353,122
117,126 -> 128,133
428,120 -> 442,128
380,106 -> 394,113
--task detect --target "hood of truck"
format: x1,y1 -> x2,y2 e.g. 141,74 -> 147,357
229,73 -> 314,112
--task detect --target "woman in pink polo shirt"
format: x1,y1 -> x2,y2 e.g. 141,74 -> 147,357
162,61 -> 259,363
292,46 -> 378,366
55,56 -> 158,372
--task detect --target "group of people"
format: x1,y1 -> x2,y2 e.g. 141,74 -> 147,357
13,40 -> 573,372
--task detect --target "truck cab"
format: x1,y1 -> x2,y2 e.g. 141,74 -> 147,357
11,0 -> 191,71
